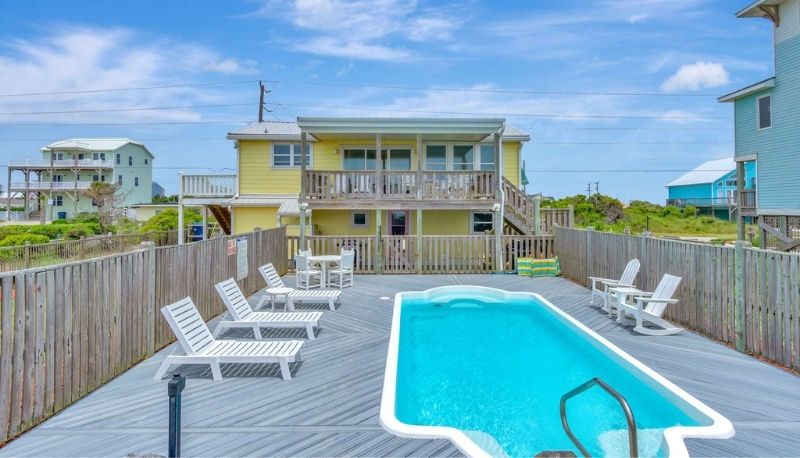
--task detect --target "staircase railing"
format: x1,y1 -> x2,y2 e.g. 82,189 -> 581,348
502,177 -> 535,232
559,377 -> 638,458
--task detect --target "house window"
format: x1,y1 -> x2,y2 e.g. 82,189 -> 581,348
479,145 -> 495,171
76,173 -> 80,180
77,153 -> 85,160
471,212 -> 494,234
53,196 -> 63,207
134,177 -> 139,187
425,145 -> 447,170
93,152 -> 106,161
117,175 -> 123,186
53,152 -> 64,161
352,211 -> 368,228
144,158 -> 149,165
452,145 -> 474,171
53,174 -> 63,182
758,95 -> 772,129
271,143 -> 311,167
343,148 -> 377,170
116,153 -> 120,164
128,156 -> 133,166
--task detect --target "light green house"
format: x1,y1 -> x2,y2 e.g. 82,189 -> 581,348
5,139 -> 155,221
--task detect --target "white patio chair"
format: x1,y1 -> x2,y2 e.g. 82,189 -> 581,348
259,263 -> 341,310
589,259 -> 640,311
295,254 -> 322,290
214,278 -> 322,339
617,274 -> 683,336
328,249 -> 355,288
153,297 -> 304,381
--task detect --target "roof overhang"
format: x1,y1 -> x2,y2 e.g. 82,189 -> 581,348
718,77 -> 775,102
226,133 -> 318,142
736,0 -> 782,24
297,117 -> 506,142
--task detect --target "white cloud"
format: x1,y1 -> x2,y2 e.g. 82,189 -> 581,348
256,0 -> 462,60
627,14 -> 649,23
0,26 -> 256,123
661,61 -> 729,92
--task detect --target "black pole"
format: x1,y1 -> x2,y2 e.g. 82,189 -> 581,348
258,81 -> 265,123
168,374 -> 186,458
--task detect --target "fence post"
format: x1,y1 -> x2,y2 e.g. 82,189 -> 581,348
567,205 -> 575,228
585,226 -> 594,286
23,241 -> 31,269
734,240 -> 749,352
141,241 -> 157,355
640,231 -> 650,290
533,196 -> 542,235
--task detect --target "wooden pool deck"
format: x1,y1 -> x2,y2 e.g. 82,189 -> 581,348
1,275 -> 799,457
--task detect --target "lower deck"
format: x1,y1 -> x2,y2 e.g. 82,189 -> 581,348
1,275 -> 799,457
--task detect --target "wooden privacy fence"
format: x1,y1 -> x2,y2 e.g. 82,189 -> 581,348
287,234 -> 555,273
0,227 -> 287,444
0,230 -> 179,272
554,226 -> 800,372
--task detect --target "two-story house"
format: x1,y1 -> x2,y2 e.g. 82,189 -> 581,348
177,117 -> 537,268
5,139 -> 155,221
720,0 -> 800,245
666,158 -> 757,220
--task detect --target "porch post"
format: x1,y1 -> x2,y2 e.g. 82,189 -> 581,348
494,132 -> 503,273
300,131 -> 308,201
375,132 -> 382,199
375,209 -> 382,274
177,172 -> 184,245
299,203 -> 308,250
201,205 -> 208,240
416,209 -> 423,273
736,161 -> 745,241
416,134 -> 423,199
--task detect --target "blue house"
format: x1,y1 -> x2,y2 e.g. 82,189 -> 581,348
667,158 -> 757,220
720,0 -> 800,243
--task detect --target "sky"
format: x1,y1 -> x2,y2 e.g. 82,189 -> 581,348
0,0 -> 776,202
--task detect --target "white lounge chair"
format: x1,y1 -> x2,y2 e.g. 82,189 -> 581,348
258,263 -> 341,311
617,273 -> 683,336
295,254 -> 322,290
328,249 -> 354,288
214,278 -> 322,340
589,259 -> 640,312
153,297 -> 304,381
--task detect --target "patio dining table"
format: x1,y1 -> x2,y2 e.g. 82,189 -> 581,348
308,254 -> 342,289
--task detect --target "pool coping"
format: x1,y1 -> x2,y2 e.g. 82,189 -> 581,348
379,285 -> 735,458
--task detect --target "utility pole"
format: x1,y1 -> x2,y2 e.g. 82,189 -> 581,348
258,81 -> 265,123
594,181 -> 599,196
585,182 -> 592,197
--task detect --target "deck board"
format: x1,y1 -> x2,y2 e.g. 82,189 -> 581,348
1,274 -> 799,457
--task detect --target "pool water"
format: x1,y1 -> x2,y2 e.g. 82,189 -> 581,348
394,291 -> 711,457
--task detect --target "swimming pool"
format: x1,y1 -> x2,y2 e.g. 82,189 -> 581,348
380,286 -> 734,457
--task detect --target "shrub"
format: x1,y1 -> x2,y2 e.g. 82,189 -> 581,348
141,208 -> 201,233
62,225 -> 95,240
0,233 -> 50,247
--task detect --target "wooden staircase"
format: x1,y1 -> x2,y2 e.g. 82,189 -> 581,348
208,205 -> 232,235
502,177 -> 538,235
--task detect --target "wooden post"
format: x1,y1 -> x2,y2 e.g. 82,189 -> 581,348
201,206 -> 208,240
734,240 -> 749,352
567,205 -> 575,228
533,195 -> 542,235
177,173 -> 184,245
494,206 -> 503,272
415,134 -> 423,199
299,205 -> 307,251
141,241 -> 156,355
736,161 -> 745,241
640,231 -> 650,290
585,226 -> 595,286
375,209 -> 382,274
416,209 -> 422,273
300,131 -> 308,201
375,133 -> 382,200
494,132 -> 503,273
23,241 -> 31,269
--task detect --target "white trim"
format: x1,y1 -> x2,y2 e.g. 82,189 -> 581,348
270,142 -> 313,168
718,78 -> 775,102
423,143 -> 497,172
380,286 -> 735,458
756,94 -> 773,130
735,153 -> 758,162
351,210 -> 369,228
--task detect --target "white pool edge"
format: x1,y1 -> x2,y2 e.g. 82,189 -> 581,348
379,285 -> 735,458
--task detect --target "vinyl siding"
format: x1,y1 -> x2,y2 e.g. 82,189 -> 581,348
734,33 -> 800,211
667,183 -> 712,199
238,138 -> 523,195
307,209 -> 481,236
233,206 -> 279,234
777,0 -> 800,44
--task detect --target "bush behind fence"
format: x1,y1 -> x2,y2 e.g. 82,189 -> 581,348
554,226 -> 800,373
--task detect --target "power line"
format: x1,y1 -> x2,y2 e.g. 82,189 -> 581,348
267,101 -> 729,120
0,120 -> 250,126
0,102 -> 256,116
0,80 -> 263,98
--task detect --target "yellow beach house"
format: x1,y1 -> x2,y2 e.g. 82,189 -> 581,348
178,117 -> 541,269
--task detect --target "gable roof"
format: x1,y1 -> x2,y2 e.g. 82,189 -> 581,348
41,138 -> 154,158
227,119 -> 530,142
718,77 -> 775,103
667,158 -> 736,187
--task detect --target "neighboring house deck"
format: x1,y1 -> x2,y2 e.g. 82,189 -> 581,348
665,158 -> 756,220
2,275 -> 798,457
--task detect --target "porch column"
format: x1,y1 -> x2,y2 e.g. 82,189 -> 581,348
177,172 -> 184,244
416,209 -> 423,273
375,209 -> 382,274
736,161 -> 745,241
300,132 -> 308,201
201,205 -> 208,240
375,132 -> 382,199
299,203 -> 308,250
494,132 -> 504,273
416,134 -> 423,199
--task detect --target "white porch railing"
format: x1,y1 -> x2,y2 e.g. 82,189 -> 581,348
180,174 -> 236,198
8,159 -> 114,168
9,181 -> 93,191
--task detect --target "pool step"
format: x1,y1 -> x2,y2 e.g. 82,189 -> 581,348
535,451 -> 577,458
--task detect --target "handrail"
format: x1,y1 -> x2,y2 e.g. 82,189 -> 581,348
559,377 -> 638,458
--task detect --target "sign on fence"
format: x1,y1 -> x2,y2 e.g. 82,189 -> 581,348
226,239 -> 236,256
236,236 -> 248,280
